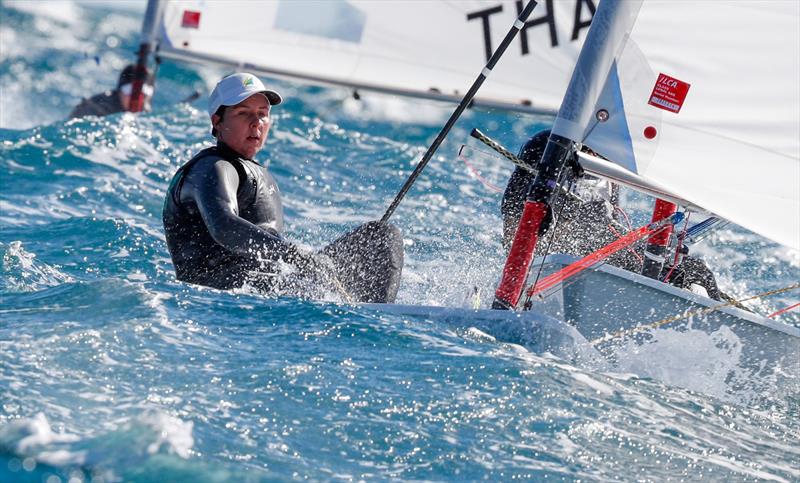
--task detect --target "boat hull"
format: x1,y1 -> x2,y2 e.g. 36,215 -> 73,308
366,254 -> 799,392
361,302 -> 602,364
527,254 -> 800,382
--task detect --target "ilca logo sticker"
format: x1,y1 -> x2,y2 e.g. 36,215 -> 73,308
648,73 -> 691,113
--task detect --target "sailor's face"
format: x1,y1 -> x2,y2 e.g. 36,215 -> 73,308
214,94 -> 271,159
118,83 -> 152,112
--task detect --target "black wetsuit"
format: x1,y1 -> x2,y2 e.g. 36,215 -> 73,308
69,90 -> 124,119
501,131 -> 723,300
163,142 -> 403,302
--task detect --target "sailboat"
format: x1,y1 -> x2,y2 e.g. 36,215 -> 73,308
131,1 -> 799,377
488,0 -> 800,377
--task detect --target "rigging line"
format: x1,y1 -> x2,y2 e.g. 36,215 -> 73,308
526,226 -> 648,300
469,128 -> 535,173
380,0 -> 538,223
768,302 -> 800,318
590,283 -> 800,346
458,150 -> 503,193
331,277 -> 355,304
662,212 -> 691,283
528,261 -> 599,301
607,224 -> 643,265
459,143 -> 512,163
525,217 -> 678,300
613,204 -> 633,230
468,129 -> 588,204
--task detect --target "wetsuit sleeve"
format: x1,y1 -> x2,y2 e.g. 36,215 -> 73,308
68,92 -> 123,119
183,159 -> 306,264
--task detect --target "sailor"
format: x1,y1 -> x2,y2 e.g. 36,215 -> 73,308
501,130 -> 723,300
69,64 -> 153,119
162,72 -> 403,302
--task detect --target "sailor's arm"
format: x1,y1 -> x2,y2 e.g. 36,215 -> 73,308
69,98 -> 99,119
186,159 -> 297,257
185,159 -> 320,271
68,92 -> 118,119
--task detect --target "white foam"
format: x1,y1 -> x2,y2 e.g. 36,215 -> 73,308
611,325 -> 746,399
464,327 -> 497,343
137,412 -> 194,459
38,448 -> 89,467
703,453 -> 791,482
0,413 -> 80,454
5,0 -> 82,24
554,432 -> 580,456
1,241 -> 74,292
570,372 -> 615,396
411,330 -> 484,357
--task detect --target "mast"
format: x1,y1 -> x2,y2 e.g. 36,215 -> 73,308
493,0 -> 644,310
129,0 -> 164,113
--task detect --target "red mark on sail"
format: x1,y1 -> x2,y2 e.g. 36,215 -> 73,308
644,126 -> 657,139
648,73 -> 690,113
182,11 -> 201,29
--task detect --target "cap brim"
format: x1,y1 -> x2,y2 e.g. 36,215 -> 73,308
263,90 -> 282,106
222,90 -> 282,109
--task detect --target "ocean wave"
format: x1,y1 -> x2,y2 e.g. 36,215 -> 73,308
1,0 -> 799,480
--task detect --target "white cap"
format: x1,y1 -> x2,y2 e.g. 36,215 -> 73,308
207,73 -> 282,117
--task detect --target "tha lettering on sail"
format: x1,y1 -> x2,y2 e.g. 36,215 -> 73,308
649,74 -> 691,114
466,0 -> 596,62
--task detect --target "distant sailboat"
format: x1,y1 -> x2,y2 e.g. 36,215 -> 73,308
147,0 -> 598,113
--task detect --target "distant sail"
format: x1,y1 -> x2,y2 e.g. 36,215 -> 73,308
157,0 -> 599,113
552,1 -> 800,250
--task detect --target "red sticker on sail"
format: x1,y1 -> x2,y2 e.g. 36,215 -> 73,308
182,11 -> 201,29
648,73 -> 690,113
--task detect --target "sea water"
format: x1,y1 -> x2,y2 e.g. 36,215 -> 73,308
1,2 -> 799,482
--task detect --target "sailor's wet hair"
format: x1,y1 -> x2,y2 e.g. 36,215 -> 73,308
211,105 -> 227,138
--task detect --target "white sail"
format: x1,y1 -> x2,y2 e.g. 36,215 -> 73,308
156,0 -> 800,249
157,0 -> 599,112
553,1 -> 800,250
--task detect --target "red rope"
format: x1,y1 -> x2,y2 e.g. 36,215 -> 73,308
768,302 -> 800,318
608,224 -> 643,264
613,204 -> 633,230
458,153 -> 503,192
526,221 -> 671,298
